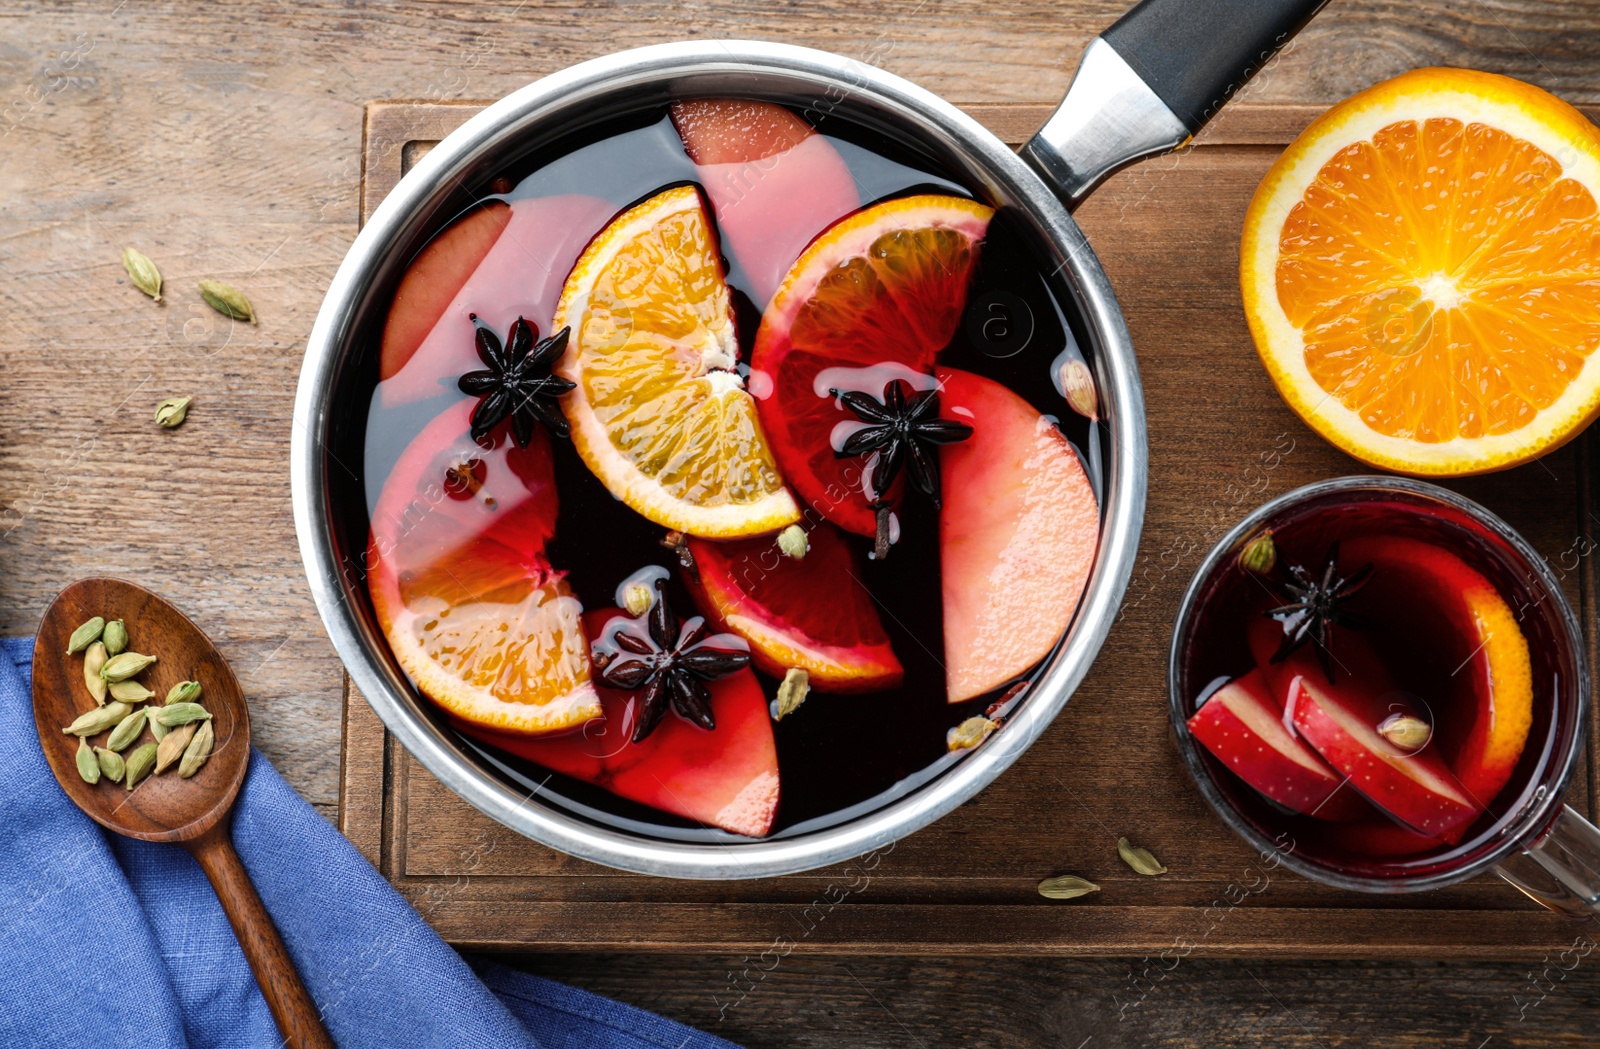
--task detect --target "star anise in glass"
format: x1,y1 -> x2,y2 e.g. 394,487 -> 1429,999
457,316 -> 573,447
831,379 -> 974,508
592,577 -> 750,743
1263,542 -> 1374,681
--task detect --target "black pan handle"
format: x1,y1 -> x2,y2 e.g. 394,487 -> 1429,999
1103,0 -> 1329,133
1021,0 -> 1330,209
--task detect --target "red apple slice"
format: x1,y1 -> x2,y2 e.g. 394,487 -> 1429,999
454,609 -> 780,837
1289,673 -> 1480,842
671,98 -> 859,307
937,366 -> 1098,702
380,201 -> 510,385
378,193 -> 615,407
1188,670 -> 1369,820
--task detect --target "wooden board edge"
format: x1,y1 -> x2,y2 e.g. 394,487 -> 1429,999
337,675 -> 388,868
405,900 -> 1582,959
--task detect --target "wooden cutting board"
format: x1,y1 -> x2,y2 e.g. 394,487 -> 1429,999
341,99 -> 1600,957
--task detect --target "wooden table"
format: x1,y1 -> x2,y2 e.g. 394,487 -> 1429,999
3,2 -> 1600,1045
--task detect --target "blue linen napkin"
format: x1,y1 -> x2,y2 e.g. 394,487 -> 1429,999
0,637 -> 740,1049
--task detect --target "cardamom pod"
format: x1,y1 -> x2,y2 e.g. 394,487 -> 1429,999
124,743 -> 158,790
154,396 -> 192,429
95,746 -> 125,783
66,616 -> 105,655
83,642 -> 109,705
154,721 -> 196,775
1038,875 -> 1100,900
1238,530 -> 1277,575
179,720 -> 214,778
63,702 -> 132,736
102,619 -> 128,656
165,680 -> 202,705
198,279 -> 256,323
1378,714 -> 1431,751
121,247 -> 162,302
776,524 -> 808,560
154,702 -> 212,728
100,651 -> 157,682
108,679 -> 155,703
622,584 -> 653,617
75,737 -> 101,784
1057,358 -> 1098,420
774,667 -> 809,720
947,715 -> 998,752
1117,836 -> 1168,876
105,708 -> 148,752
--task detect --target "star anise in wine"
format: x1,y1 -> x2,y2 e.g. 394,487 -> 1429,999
457,316 -> 574,447
1263,542 -> 1374,681
831,380 -> 974,508
592,577 -> 750,743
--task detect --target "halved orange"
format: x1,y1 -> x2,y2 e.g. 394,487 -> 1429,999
367,401 -> 600,735
1242,68 -> 1600,475
750,194 -> 993,536
553,185 -> 800,538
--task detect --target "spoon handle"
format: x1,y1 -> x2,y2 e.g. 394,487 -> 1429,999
187,822 -> 336,1049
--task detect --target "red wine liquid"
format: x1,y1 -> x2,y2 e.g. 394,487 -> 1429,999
1176,497 -> 1571,878
356,101 -> 1103,839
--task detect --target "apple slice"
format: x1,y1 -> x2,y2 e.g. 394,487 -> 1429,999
1188,670 -> 1369,820
1290,673 -> 1480,842
380,200 -> 510,385
378,193 -> 615,407
937,367 -> 1098,702
454,609 -> 780,837
671,98 -> 859,307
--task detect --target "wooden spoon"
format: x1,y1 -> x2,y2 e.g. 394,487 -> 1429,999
32,578 -> 334,1049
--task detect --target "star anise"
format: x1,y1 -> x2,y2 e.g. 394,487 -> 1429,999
831,380 -> 974,508
458,316 -> 574,447
592,577 -> 750,743
1263,542 -> 1374,682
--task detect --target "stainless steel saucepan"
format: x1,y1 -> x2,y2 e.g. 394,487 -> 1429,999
292,0 -> 1328,878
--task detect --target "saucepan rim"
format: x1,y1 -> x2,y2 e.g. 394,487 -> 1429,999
290,39 -> 1148,878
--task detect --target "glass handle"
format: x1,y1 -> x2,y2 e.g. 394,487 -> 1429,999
1495,804 -> 1600,918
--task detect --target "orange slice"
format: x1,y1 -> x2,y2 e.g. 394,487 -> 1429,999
683,524 -> 903,693
367,401 -> 600,735
553,185 -> 800,538
1341,535 -> 1533,805
750,194 -> 993,536
1242,68 -> 1600,475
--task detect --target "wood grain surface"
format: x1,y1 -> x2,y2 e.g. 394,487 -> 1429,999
2,2 -> 1599,1045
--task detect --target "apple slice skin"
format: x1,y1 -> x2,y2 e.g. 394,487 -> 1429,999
937,366 -> 1098,703
1188,670 -> 1370,821
378,193 -> 616,407
670,99 -> 859,308
453,610 -> 780,838
380,201 -> 510,385
1289,674 -> 1479,842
